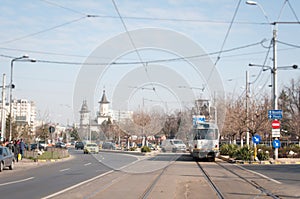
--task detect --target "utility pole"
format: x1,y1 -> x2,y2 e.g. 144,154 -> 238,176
246,1 -> 300,160
1,74 -> 6,142
246,71 -> 250,147
118,110 -> 120,146
272,24 -> 279,160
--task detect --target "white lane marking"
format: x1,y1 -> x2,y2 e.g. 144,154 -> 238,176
236,165 -> 281,184
0,177 -> 35,186
41,170 -> 114,199
84,163 -> 92,166
59,168 -> 70,172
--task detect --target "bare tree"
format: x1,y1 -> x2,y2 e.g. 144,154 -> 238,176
279,78 -> 300,144
247,94 -> 271,140
222,97 -> 247,145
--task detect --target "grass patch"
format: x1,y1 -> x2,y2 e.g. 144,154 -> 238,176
37,149 -> 69,160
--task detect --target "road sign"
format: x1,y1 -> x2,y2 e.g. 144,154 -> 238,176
272,129 -> 281,137
272,120 -> 280,129
252,134 -> 261,144
272,139 -> 281,148
268,110 -> 282,119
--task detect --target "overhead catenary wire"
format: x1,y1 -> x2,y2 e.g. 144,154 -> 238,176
1,40 -> 297,62
0,16 -> 87,45
0,40 -> 266,66
207,0 -> 242,88
111,0 -> 166,106
40,0 -> 86,15
277,40 -> 300,48
214,0 -> 242,66
286,0 -> 300,22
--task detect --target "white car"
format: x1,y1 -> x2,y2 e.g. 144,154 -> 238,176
84,143 -> 99,154
161,139 -> 186,153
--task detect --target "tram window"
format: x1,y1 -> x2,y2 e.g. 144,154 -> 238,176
194,129 -> 218,140
206,129 -> 215,140
194,129 -> 206,140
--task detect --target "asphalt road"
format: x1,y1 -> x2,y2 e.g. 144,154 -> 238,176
0,149 -> 139,199
0,150 -> 299,199
241,164 -> 300,186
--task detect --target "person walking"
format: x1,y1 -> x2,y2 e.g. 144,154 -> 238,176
14,140 -> 20,162
19,139 -> 26,160
6,140 -> 15,154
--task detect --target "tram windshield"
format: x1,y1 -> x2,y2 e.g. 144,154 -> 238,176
194,129 -> 218,140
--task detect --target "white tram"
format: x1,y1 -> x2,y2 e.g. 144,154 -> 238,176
189,122 -> 220,161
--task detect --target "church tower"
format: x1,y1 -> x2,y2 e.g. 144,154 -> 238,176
97,90 -> 110,124
99,90 -> 110,116
79,100 -> 90,126
79,100 -> 90,140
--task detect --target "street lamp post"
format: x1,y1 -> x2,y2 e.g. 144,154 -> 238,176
9,55 -> 35,141
246,1 -> 280,159
1,74 -> 6,142
246,1 -> 299,160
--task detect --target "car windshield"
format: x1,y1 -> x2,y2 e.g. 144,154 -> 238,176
173,140 -> 183,144
87,144 -> 97,147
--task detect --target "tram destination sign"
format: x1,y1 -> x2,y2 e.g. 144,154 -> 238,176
268,110 -> 282,120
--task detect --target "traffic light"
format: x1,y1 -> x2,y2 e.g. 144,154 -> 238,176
292,65 -> 298,69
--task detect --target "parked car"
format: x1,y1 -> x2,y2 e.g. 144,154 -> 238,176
30,143 -> 45,151
55,142 -> 66,148
84,143 -> 99,154
38,141 -> 48,150
101,142 -> 116,150
148,143 -> 156,150
161,139 -> 186,152
0,146 -> 15,171
75,141 -> 84,150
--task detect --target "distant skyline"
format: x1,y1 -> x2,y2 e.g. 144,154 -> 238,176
0,0 -> 299,125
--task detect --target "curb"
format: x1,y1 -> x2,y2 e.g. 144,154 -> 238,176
218,156 -> 300,165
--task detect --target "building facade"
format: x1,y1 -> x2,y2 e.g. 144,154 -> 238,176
0,98 -> 36,140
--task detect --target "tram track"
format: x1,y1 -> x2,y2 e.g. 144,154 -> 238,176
196,161 -> 225,199
139,154 -> 182,199
196,160 -> 281,199
216,162 -> 280,199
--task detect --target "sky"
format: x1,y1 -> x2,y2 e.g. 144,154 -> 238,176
0,0 -> 299,125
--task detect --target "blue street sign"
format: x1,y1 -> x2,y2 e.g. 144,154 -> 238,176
272,139 -> 281,148
268,110 -> 283,119
252,134 -> 261,144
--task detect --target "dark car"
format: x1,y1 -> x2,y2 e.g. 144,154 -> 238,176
102,142 -> 116,150
0,146 -> 15,171
30,143 -> 46,151
75,141 -> 84,150
55,142 -> 66,148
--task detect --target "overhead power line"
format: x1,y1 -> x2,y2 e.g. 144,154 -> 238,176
40,0 -> 86,15
277,40 -> 300,48
0,40 -> 266,66
0,16 -> 87,45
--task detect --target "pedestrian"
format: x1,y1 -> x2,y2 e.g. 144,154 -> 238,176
14,140 -> 20,162
19,139 -> 26,160
6,140 -> 15,154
